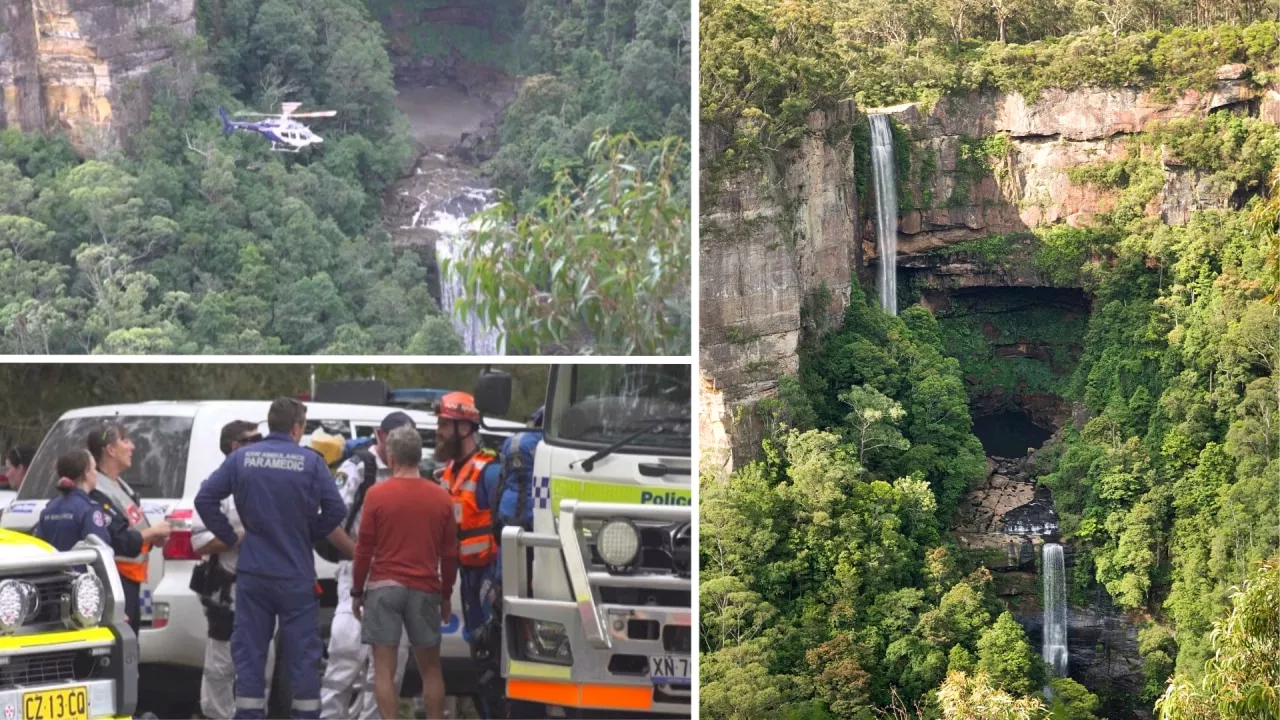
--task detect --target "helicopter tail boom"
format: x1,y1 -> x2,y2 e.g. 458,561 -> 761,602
218,106 -> 235,136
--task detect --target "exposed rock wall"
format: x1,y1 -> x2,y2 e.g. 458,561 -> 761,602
699,101 -> 860,468
873,73 -> 1259,258
0,0 -> 195,148
700,70 -> 1278,465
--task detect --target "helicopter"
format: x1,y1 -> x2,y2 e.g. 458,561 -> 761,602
217,102 -> 337,152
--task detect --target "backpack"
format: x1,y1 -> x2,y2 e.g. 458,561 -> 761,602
493,432 -> 541,533
314,446 -> 378,563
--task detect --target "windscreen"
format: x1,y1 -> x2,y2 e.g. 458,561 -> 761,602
18,415 -> 195,500
547,365 -> 691,453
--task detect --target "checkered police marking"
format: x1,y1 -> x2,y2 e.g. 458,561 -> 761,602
532,476 -> 552,509
140,589 -> 154,619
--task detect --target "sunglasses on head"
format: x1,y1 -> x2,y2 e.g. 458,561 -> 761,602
239,433 -> 264,445
96,425 -> 124,445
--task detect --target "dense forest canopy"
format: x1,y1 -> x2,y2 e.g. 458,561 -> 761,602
0,0 -> 689,354
701,1 -> 1280,717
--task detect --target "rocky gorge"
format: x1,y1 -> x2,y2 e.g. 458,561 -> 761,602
700,63 -> 1280,470
699,64 -> 1280,717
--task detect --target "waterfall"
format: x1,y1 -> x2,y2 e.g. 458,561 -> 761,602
1042,543 -> 1069,677
403,154 -> 505,355
426,196 -> 504,356
869,114 -> 899,315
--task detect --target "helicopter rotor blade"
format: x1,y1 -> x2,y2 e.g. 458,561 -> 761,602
288,111 -> 337,118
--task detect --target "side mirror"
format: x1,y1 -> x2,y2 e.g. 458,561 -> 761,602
475,370 -> 513,417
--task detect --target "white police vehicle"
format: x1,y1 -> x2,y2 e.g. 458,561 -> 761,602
0,398 -> 522,714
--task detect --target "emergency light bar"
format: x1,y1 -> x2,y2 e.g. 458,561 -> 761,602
311,380 -> 452,409
387,388 -> 451,407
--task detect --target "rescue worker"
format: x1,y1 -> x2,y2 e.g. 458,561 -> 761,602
4,444 -> 35,491
191,420 -> 268,720
319,413 -> 414,720
433,392 -> 505,719
34,449 -> 111,551
195,397 -> 355,720
87,423 -> 172,635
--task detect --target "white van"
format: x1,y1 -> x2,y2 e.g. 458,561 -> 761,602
0,400 -> 522,711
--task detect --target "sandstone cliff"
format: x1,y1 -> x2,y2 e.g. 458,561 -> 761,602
700,100 -> 860,464
873,66 -> 1269,257
0,0 -> 195,148
700,68 -> 1280,467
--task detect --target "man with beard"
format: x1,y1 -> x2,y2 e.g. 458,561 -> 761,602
432,392 -> 506,719
319,412 -> 414,720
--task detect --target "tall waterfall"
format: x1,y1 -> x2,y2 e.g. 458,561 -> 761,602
1042,543 -> 1069,677
869,114 -> 898,315
403,153 -> 505,355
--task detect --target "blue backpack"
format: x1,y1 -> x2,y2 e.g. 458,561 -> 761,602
494,432 -> 541,532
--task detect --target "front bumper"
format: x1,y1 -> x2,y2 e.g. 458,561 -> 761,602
501,501 -> 691,716
0,538 -> 139,719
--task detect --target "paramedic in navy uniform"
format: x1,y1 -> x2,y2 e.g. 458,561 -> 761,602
195,397 -> 356,720
34,449 -> 111,551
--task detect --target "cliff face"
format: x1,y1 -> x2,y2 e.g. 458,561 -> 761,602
700,101 -> 860,465
700,68 -> 1279,467
875,67 -> 1264,257
0,0 -> 195,147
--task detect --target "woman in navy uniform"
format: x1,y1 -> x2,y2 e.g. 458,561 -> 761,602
34,449 -> 112,551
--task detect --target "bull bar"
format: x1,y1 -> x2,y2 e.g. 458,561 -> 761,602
500,500 -> 692,715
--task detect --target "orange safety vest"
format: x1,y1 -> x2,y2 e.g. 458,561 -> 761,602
440,449 -> 498,568
95,474 -> 150,584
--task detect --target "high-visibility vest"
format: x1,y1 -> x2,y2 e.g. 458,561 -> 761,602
440,450 -> 498,568
94,473 -> 151,584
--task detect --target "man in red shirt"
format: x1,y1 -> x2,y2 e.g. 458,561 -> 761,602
350,425 -> 458,720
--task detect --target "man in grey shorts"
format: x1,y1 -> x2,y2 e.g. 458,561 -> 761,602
351,426 -> 459,720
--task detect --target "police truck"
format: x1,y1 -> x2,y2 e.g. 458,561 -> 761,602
475,364 -> 693,717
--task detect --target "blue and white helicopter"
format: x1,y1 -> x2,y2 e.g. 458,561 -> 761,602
217,102 -> 337,152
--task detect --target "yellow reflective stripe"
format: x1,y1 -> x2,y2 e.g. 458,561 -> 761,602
507,659 -> 574,681
0,626 -> 114,651
548,477 -> 692,512
460,543 -> 489,555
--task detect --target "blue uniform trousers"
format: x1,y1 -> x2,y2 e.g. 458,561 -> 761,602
232,572 -> 322,719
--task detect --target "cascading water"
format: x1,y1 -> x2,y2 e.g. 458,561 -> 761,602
1042,543 -> 1069,678
403,153 -> 505,355
869,114 -> 899,315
